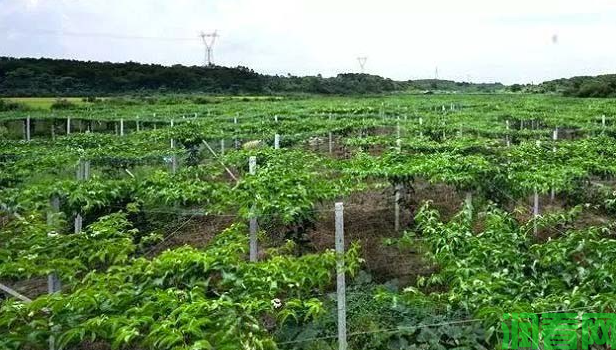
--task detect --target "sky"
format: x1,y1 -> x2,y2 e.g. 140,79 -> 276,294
1,0 -> 616,84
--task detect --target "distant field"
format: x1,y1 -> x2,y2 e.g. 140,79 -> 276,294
2,96 -> 282,110
2,97 -> 88,110
226,96 -> 285,100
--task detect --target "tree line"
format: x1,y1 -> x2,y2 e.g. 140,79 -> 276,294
0,57 -> 512,97
0,57 -> 405,96
537,74 -> 616,97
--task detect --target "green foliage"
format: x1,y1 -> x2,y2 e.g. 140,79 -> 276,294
408,79 -> 505,93
227,149 -> 357,224
277,280 -> 488,350
0,57 -> 406,96
400,203 -> 616,337
3,92 -> 616,350
0,98 -> 28,111
0,211 -> 150,281
50,98 -> 76,110
0,224 -> 362,350
540,74 -> 616,98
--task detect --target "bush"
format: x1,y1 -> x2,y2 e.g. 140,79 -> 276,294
99,97 -> 140,106
50,98 -> 76,110
576,81 -> 615,98
192,96 -> 220,104
0,99 -> 26,111
510,84 -> 523,92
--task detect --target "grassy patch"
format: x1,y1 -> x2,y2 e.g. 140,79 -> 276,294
2,97 -> 88,110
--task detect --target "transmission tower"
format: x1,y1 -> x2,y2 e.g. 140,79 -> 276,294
357,56 -> 368,73
199,30 -> 219,66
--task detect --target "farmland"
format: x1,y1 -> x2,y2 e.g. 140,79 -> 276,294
1,97 -> 90,110
2,93 -> 616,349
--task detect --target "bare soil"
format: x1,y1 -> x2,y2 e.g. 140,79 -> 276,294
306,182 -> 464,285
146,214 -> 236,256
0,277 -> 48,301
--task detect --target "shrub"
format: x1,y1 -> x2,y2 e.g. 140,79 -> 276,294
0,99 -> 26,111
50,98 -> 76,110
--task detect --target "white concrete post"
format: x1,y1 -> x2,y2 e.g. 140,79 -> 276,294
602,115 -> 606,128
533,188 -> 540,235
249,156 -> 258,262
465,191 -> 473,221
419,117 -> 423,137
25,116 -> 31,141
170,138 -> 177,174
74,159 -> 89,234
234,114 -> 239,149
550,129 -> 558,201
170,119 -> 177,173
47,196 -> 62,295
335,202 -> 347,350
394,184 -> 402,231
506,120 -> 511,147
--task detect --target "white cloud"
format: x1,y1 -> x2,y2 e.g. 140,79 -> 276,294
1,0 -> 615,83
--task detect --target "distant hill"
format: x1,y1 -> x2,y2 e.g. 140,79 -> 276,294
0,56 -> 512,97
5,56 -> 616,98
0,57 -> 408,96
408,79 -> 505,93
536,75 -> 616,97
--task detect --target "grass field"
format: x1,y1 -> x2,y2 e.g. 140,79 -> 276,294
2,96 -> 283,110
2,97 -> 88,110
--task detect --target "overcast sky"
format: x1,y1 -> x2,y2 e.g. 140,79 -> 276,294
1,0 -> 616,84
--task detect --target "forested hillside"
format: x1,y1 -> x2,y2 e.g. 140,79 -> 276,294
0,57 -> 404,96
0,57 -> 512,97
10,56 -> 615,97
538,74 -> 616,97
409,79 -> 504,93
